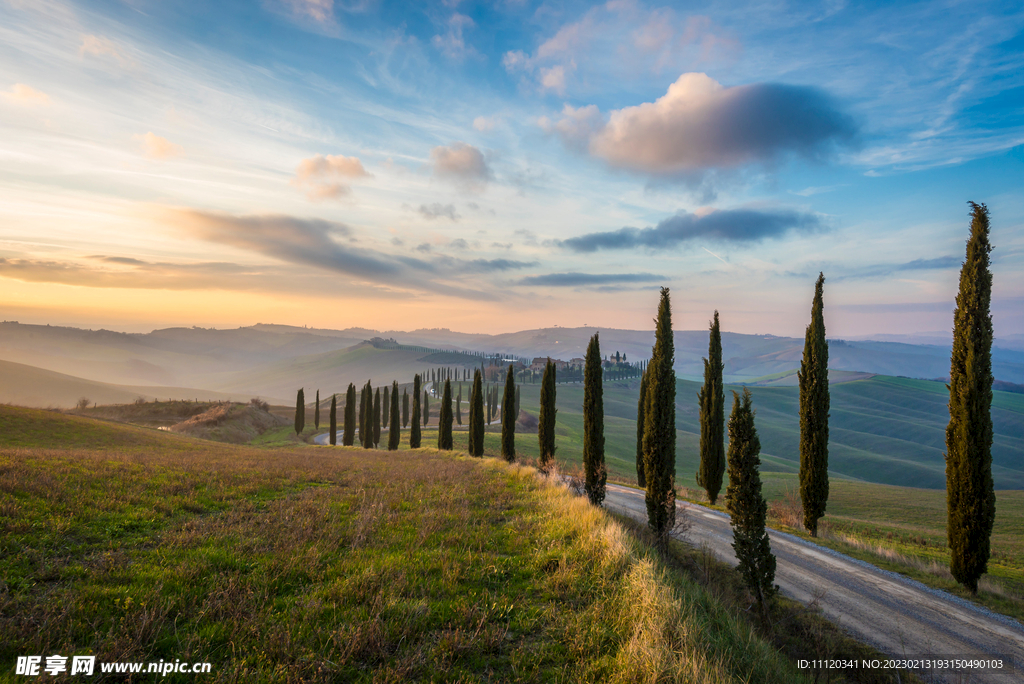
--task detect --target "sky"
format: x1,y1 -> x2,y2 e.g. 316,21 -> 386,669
1,0 -> 1022,338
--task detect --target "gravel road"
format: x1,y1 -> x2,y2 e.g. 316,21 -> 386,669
604,483 -> 1024,684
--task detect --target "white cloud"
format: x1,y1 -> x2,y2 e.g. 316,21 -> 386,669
432,13 -> 477,60
429,141 -> 492,189
473,116 -> 498,132
79,34 -> 132,67
1,83 -> 50,105
290,153 -> 371,201
279,0 -> 335,24
134,132 -> 183,160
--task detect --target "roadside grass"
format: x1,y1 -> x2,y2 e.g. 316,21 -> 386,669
2,406 -> 804,683
608,514 -> 926,684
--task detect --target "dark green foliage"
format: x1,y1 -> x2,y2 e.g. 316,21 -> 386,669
357,384 -> 366,447
726,388 -> 776,616
411,375 -> 421,448
402,389 -> 409,428
314,389 -> 320,430
515,385 -> 521,418
947,202 -> 996,594
538,359 -> 557,470
698,311 -> 726,505
329,394 -> 337,446
636,368 -> 648,488
294,388 -> 304,435
456,387 -> 462,425
343,384 -> 356,446
487,386 -> 492,424
643,287 -> 676,541
439,379 -> 453,451
468,369 -> 484,457
501,365 -> 516,462
373,388 -> 381,447
583,333 -> 606,506
383,385 -> 389,432
388,381 -> 400,451
423,392 -> 430,426
799,273 -> 830,537
361,381 -> 373,449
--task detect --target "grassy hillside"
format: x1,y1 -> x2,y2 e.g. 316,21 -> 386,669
0,406 -> 803,682
499,374 -> 1024,490
0,359 -> 255,409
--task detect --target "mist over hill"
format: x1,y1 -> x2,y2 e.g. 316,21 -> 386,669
2,322 -> 1023,395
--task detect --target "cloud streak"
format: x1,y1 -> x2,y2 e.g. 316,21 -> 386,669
560,208 -> 824,252
517,272 -> 665,287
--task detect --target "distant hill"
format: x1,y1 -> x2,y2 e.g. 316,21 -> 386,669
0,359 -> 263,409
2,321 -> 1023,390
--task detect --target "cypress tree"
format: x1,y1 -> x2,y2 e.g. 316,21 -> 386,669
726,388 -> 775,617
439,378 -> 453,450
329,393 -> 337,445
636,367 -> 649,487
456,387 -> 462,425
388,381 -> 401,450
501,364 -> 516,462
486,387 -> 492,424
538,359 -> 557,470
799,273 -> 830,537
402,389 -> 409,428
314,389 -> 320,430
947,201 -> 996,595
383,385 -> 389,431
469,369 -> 484,456
423,392 -> 430,426
362,381 -> 373,449
583,333 -> 606,506
643,287 -> 676,542
357,383 -> 366,446
515,385 -> 521,418
697,311 -> 726,505
373,387 -> 381,447
343,383 -> 356,446
294,388 -> 305,435
410,374 -> 422,448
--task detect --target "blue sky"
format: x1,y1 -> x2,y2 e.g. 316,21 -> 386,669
0,0 -> 1021,337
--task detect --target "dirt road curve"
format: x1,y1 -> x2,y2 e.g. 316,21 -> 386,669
604,483 -> 1024,684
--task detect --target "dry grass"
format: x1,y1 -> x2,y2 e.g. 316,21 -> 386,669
1,407 -> 804,683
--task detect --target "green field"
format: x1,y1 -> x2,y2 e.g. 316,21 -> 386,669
498,373 -> 1024,491
1,405 -> 804,683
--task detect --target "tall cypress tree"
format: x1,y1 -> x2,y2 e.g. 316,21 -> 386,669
515,385 -> 521,418
329,393 -> 337,446
410,374 -> 422,448
501,364 -> 516,462
583,333 -> 606,506
402,389 -> 409,428
423,392 -> 430,426
382,385 -> 389,432
697,311 -> 726,505
643,287 -> 676,542
799,273 -> 830,537
388,381 -> 401,451
726,388 -> 775,616
947,202 -> 996,595
294,388 -> 305,435
343,383 -> 356,446
361,381 -> 373,449
439,378 -> 453,450
373,387 -> 381,447
456,387 -> 462,425
538,359 -> 557,470
469,369 -> 484,457
636,367 -> 649,487
314,389 -> 320,430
